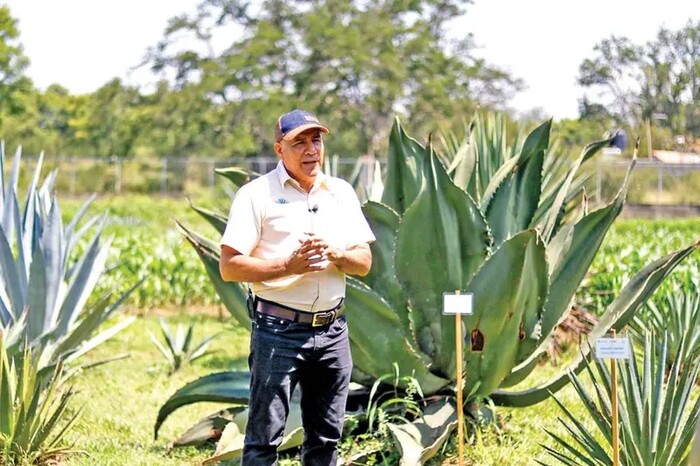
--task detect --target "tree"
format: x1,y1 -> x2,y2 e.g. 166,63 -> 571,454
142,0 -> 521,157
578,21 -> 700,139
0,6 -> 32,123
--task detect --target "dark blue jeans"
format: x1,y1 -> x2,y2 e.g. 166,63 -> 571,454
242,312 -> 352,466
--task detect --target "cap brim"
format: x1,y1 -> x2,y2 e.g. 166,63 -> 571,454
282,124 -> 330,141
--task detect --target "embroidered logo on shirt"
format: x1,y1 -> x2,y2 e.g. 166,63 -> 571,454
274,197 -> 289,204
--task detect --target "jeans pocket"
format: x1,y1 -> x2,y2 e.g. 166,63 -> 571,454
334,315 -> 348,332
255,313 -> 294,333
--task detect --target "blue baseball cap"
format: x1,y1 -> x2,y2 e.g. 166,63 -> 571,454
275,109 -> 330,142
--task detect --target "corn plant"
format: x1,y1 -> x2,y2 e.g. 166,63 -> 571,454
0,143 -> 137,371
541,331 -> 700,466
0,334 -> 80,465
158,114 -> 700,464
148,318 -> 220,373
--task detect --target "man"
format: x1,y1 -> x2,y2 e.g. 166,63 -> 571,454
219,109 -> 375,465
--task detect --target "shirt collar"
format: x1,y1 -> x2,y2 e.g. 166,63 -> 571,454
274,160 -> 329,191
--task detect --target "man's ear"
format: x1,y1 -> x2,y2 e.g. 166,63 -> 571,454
273,142 -> 283,158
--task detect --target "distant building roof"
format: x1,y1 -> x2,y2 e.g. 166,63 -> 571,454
651,150 -> 700,164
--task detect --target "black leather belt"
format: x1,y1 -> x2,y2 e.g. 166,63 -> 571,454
255,297 -> 345,327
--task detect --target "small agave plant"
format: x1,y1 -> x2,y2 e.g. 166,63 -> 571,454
0,334 -> 81,465
630,285 -> 700,370
0,143 -> 138,372
541,331 -> 700,466
148,318 -> 220,374
157,114 -> 699,463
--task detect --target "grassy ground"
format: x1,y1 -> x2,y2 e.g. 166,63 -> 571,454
62,312 -> 250,466
59,309 -> 603,466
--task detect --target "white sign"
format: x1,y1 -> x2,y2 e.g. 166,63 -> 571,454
442,292 -> 474,315
595,338 -> 631,360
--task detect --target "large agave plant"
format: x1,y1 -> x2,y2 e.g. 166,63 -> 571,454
158,114 -> 699,462
0,143 -> 137,370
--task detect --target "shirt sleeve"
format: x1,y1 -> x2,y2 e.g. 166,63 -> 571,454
341,183 -> 376,249
220,185 -> 261,255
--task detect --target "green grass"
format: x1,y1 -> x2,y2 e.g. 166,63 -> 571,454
62,312 -> 250,466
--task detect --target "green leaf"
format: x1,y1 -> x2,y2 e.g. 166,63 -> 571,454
154,371 -> 251,439
170,406 -> 247,448
540,157 -> 634,342
395,145 -> 490,376
387,398 -> 457,466
491,237 -> 700,407
215,167 -> 260,188
483,120 -> 550,246
462,230 -> 548,397
360,202 -> 407,331
186,197 -> 228,235
202,396 -> 304,464
177,221 -> 250,326
345,278 -> 450,394
380,117 -> 427,215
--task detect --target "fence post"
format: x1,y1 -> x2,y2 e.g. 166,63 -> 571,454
161,158 -> 168,194
70,157 -> 76,195
657,163 -> 663,203
115,158 -> 121,194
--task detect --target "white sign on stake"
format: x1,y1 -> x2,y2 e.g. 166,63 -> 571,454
596,338 -> 631,360
442,292 -> 474,315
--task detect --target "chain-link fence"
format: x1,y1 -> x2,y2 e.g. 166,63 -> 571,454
16,155 -> 700,207
594,158 -> 700,206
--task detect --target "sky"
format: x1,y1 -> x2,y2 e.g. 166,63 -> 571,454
4,0 -> 698,120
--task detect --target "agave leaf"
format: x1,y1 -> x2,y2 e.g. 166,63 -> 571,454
0,294 -> 12,325
14,193 -> 29,292
63,316 -> 136,365
55,279 -> 142,359
462,230 -> 547,396
22,152 -> 44,231
482,120 -> 550,246
185,197 -> 228,235
149,330 -> 176,367
0,223 -> 24,317
188,332 -> 221,362
26,244 -> 48,341
2,146 -> 21,234
154,371 -> 251,439
491,237 -> 700,407
202,400 -> 304,464
170,406 -> 247,448
42,199 -> 63,330
177,221 -> 250,326
360,202 -> 407,330
540,157 -> 634,344
534,137 -> 611,242
449,132 -> 477,196
381,117 -> 427,215
345,278 -> 450,394
55,233 -> 111,337
386,398 -> 457,466
216,167 -> 260,188
395,145 -> 490,375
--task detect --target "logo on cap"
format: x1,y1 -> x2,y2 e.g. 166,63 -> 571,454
275,109 -> 330,142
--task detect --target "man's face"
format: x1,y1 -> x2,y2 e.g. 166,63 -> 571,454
274,128 -> 324,190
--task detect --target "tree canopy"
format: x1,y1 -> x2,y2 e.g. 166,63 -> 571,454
579,20 -> 700,143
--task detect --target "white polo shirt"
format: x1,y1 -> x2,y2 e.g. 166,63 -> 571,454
220,161 -> 376,312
